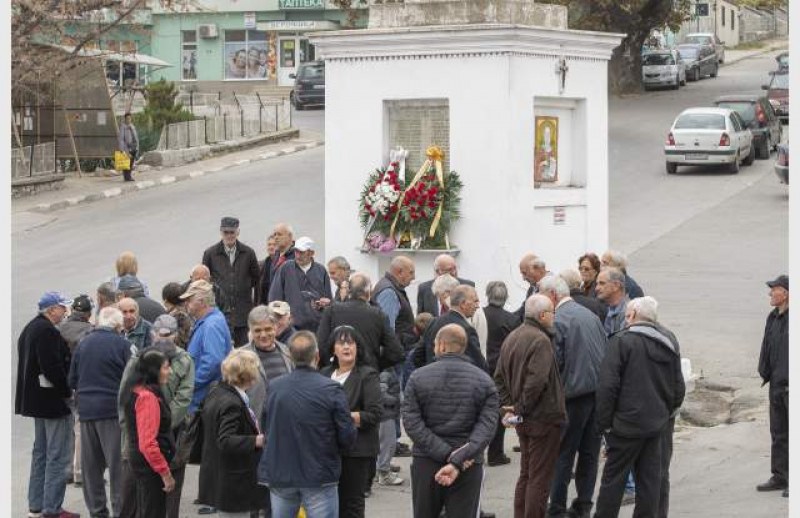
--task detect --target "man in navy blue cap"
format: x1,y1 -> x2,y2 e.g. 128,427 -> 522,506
757,274 -> 790,498
16,292 -> 81,518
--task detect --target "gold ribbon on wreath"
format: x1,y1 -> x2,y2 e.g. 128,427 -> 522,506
390,145 -> 446,239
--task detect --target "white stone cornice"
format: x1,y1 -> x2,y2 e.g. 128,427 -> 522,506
310,23 -> 626,62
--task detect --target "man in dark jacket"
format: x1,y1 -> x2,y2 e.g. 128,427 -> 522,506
118,297 -> 153,351
69,306 -> 133,518
403,324 -> 499,518
756,274 -> 789,497
16,292 -> 80,518
268,236 -> 332,332
560,269 -> 608,323
421,285 -> 489,373
202,216 -> 261,346
594,296 -> 685,518
317,272 -> 404,370
601,250 -> 644,299
117,275 -> 166,324
256,233 -> 277,304
514,253 -> 549,322
539,275 -> 607,518
495,294 -> 566,518
483,281 -> 518,467
259,331 -> 357,514
417,254 -> 475,316
372,256 -> 417,350
267,222 -> 296,288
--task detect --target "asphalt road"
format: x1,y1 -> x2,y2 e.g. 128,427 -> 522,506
10,51 -> 788,516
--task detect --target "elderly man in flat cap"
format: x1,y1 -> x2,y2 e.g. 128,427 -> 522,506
757,274 -> 790,498
202,216 -> 260,347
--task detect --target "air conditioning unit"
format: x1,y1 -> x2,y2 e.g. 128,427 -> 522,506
198,24 -> 218,39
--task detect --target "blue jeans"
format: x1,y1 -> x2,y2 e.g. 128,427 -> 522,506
626,471 -> 636,493
270,485 -> 338,518
28,414 -> 74,514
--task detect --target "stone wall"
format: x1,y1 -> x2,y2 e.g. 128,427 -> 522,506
386,99 -> 451,175
12,174 -> 66,198
368,0 -> 568,29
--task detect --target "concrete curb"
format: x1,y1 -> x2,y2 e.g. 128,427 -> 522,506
722,43 -> 788,67
30,139 -> 325,214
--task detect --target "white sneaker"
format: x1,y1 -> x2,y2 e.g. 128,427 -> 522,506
28,512 -> 42,518
377,471 -> 405,486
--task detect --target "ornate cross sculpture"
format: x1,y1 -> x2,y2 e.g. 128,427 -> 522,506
555,56 -> 569,94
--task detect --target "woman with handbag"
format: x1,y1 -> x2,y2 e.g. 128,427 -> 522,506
121,349 -> 176,518
197,349 -> 267,518
118,112 -> 139,182
320,325 -> 382,518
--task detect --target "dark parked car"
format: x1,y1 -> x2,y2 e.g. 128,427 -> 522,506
290,60 -> 325,110
774,143 -> 788,184
713,95 -> 782,159
763,72 -> 789,123
776,51 -> 789,72
678,43 -> 718,81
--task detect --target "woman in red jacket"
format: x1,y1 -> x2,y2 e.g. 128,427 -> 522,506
122,349 -> 176,518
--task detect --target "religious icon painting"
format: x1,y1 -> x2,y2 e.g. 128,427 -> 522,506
534,115 -> 559,184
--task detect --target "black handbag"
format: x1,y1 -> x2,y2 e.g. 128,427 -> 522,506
172,403 -> 205,468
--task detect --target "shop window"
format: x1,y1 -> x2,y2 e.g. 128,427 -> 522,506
182,30 -> 198,80
224,30 -> 268,80
280,39 -> 296,68
300,40 -> 316,63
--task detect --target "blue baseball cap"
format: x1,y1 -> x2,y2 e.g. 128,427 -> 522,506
38,292 -> 73,311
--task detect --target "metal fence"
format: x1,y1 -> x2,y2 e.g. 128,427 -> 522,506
157,98 -> 291,151
12,142 -> 57,179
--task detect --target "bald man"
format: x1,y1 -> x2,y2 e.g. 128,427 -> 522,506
515,254 -> 549,322
372,256 -> 417,349
417,254 -> 475,317
403,324 -> 499,518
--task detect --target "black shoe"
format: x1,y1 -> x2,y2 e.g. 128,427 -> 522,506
621,490 -> 635,506
512,445 -> 521,452
193,498 -> 201,505
364,490 -> 372,498
395,442 -> 412,457
757,477 -> 787,492
198,506 -> 217,515
390,464 -> 401,473
487,455 -> 511,466
479,511 -> 496,518
783,488 -> 789,498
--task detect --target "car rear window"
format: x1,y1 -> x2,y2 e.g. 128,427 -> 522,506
686,35 -> 711,45
715,102 -> 756,124
678,47 -> 698,58
674,114 -> 726,130
299,64 -> 324,80
770,74 -> 788,89
643,54 -> 674,66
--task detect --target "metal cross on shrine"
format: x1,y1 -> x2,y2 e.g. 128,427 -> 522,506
555,56 -> 569,94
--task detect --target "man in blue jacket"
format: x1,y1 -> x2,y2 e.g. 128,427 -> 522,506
69,306 -> 133,518
259,331 -> 357,516
181,280 -> 232,414
16,292 -> 80,518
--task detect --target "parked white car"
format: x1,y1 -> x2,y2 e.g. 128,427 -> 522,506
664,107 -> 755,174
642,49 -> 686,90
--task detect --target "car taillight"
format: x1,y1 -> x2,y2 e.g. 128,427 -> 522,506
756,103 -> 766,124
778,150 -> 788,166
719,133 -> 730,146
666,132 -> 675,146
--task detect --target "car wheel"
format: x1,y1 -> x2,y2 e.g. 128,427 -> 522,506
729,153 -> 740,174
758,138 -> 770,159
710,65 -> 718,78
666,162 -> 677,175
744,144 -> 756,165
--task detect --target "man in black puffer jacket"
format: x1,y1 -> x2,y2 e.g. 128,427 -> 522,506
594,296 -> 685,518
402,324 -> 498,518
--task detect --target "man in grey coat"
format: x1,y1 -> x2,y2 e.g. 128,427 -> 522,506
118,112 -> 139,182
539,275 -> 607,518
403,324 -> 498,518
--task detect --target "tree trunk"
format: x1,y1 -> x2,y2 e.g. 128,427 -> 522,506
608,33 -> 650,95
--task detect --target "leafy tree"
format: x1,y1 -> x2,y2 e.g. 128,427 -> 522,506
550,0 -> 692,93
131,79 -> 196,152
737,0 -> 787,8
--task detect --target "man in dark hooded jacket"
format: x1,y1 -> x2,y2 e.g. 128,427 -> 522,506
117,274 -> 166,324
594,296 -> 685,518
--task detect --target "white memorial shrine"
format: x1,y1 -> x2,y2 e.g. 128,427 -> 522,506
312,0 -> 624,307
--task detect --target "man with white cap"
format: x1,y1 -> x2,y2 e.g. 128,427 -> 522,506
266,300 -> 297,344
268,236 -> 333,332
16,292 -> 80,518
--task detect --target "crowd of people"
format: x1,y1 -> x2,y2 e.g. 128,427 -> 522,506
15,216 -> 789,518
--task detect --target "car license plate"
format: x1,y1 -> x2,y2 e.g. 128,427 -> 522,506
686,153 -> 708,160
313,85 -> 325,90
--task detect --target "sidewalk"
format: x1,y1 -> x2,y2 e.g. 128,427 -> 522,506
12,129 -> 324,214
723,38 -> 788,66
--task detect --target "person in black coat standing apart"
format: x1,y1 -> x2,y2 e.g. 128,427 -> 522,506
416,254 -> 474,317
202,217 -> 260,347
756,274 -> 790,497
321,326 -> 382,518
16,292 -> 81,518
198,349 -> 268,517
482,281 -> 518,467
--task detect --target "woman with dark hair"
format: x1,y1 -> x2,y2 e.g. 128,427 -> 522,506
161,282 -> 194,349
578,252 -> 603,297
121,349 -> 175,518
320,325 -> 381,518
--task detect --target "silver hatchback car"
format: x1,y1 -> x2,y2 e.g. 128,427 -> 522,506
642,50 -> 687,90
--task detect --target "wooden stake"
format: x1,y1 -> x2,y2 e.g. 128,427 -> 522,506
64,109 -> 83,178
